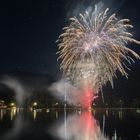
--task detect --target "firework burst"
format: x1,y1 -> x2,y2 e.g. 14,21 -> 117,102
57,7 -> 140,93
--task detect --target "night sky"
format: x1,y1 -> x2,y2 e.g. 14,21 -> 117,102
0,0 -> 140,98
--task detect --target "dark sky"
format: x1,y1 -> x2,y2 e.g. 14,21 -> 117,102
0,0 -> 139,98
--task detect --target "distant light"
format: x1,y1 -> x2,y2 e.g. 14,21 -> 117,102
55,102 -> 58,105
10,103 -> 16,107
78,110 -> 81,115
0,100 -> 4,103
33,102 -> 37,107
136,109 -> 140,114
46,109 -> 50,113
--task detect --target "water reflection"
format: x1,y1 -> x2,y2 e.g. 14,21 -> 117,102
2,112 -> 28,140
32,109 -> 42,121
49,110 -> 108,140
105,109 -> 108,118
10,107 -> 17,121
118,111 -> 123,120
55,110 -> 58,119
33,109 -> 37,120
0,109 -> 6,121
0,109 -> 140,140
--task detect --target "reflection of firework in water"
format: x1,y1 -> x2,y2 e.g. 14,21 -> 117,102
57,6 -> 139,106
49,111 -> 108,140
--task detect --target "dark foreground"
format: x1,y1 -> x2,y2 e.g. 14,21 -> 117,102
0,108 -> 140,140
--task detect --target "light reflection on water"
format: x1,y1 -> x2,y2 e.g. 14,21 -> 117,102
33,109 -> 37,120
10,107 -> 17,121
0,108 -> 140,140
49,110 -> 108,140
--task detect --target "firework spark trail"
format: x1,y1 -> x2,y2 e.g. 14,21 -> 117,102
57,6 -> 140,105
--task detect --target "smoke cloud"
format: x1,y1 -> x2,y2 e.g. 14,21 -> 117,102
49,79 -> 97,107
1,76 -> 30,106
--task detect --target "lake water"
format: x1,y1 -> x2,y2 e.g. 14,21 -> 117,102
0,108 -> 140,140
